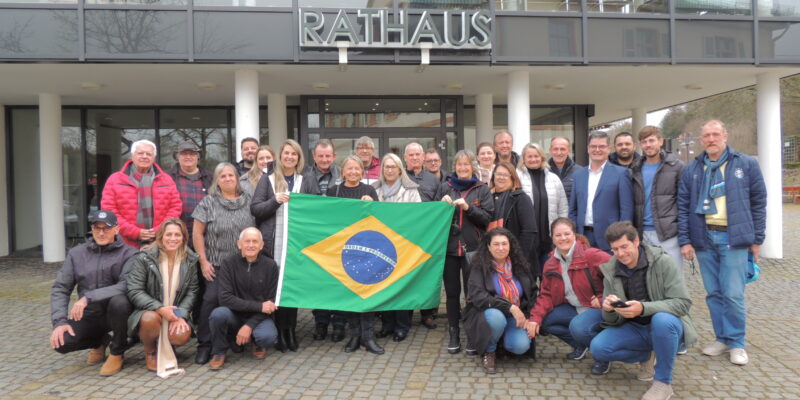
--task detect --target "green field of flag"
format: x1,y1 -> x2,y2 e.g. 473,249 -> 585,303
275,193 -> 453,312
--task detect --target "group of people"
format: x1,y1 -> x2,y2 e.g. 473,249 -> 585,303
49,119 -> 766,400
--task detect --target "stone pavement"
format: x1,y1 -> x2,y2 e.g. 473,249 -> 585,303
1,206 -> 799,400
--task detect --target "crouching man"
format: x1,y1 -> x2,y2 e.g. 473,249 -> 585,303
208,227 -> 279,370
50,210 -> 138,376
590,222 -> 697,400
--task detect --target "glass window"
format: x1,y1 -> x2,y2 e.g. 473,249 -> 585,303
85,11 -> 187,56
329,137 -> 382,166
675,21 -> 753,59
400,0 -> 488,10
588,19 -> 669,59
159,109 -> 230,172
387,137 -> 437,159
587,0 -> 668,13
675,0 -> 752,16
495,0 -> 579,11
0,10 -> 78,58
11,109 -> 42,252
85,109 -> 156,210
495,16 -> 581,59
299,0 -> 390,7
62,110 -> 85,247
88,0 -> 187,4
760,1 -> 800,16
532,107 -> 574,148
759,22 -> 800,60
324,98 -> 441,128
195,0 -> 290,5
194,12 -> 293,60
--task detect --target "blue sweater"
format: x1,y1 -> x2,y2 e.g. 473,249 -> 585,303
677,147 -> 766,249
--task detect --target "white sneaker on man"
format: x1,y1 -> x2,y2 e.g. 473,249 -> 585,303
641,381 -> 673,400
637,351 -> 656,381
729,348 -> 749,365
702,341 -> 728,356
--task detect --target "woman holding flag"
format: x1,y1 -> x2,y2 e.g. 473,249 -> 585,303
251,139 -> 319,352
328,155 -> 384,355
439,149 -> 494,355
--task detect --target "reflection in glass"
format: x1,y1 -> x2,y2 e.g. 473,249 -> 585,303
674,0 -> 752,15
299,0 -> 390,7
11,109 -> 42,251
62,110 -> 85,247
85,11 -> 187,55
587,0 -> 667,13
0,10 -> 78,58
495,0 -> 579,11
401,0 -> 487,10
532,107 -> 574,148
495,17 -> 581,58
159,109 -> 230,172
588,19 -> 669,58
194,12 -> 293,59
759,0 -> 800,16
760,22 -> 800,60
387,137 -> 436,161
195,0 -> 290,5
88,0 -> 186,4
330,137 -> 381,166
86,109 -> 156,211
675,21 -> 752,59
324,98 -> 441,128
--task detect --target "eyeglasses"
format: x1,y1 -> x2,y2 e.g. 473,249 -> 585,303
494,172 -> 511,178
91,225 -> 114,233
425,159 -> 441,164
383,165 -> 399,170
589,145 -> 609,150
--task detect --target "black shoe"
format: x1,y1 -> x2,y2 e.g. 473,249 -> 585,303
275,329 -> 287,353
313,323 -> 328,341
344,337 -> 360,353
447,326 -> 461,354
230,342 -> 244,354
591,360 -> 611,375
195,346 -> 211,365
393,331 -> 408,342
331,325 -> 346,342
362,339 -> 385,355
421,315 -> 437,329
375,328 -> 393,339
286,329 -> 299,352
565,346 -> 588,360
465,340 -> 478,356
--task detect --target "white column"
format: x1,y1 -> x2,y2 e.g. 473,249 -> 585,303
39,94 -> 65,262
507,71 -> 531,154
475,93 -> 494,147
235,69 -> 260,161
0,105 -> 8,256
756,72 -> 783,259
632,107 -> 646,135
267,93 -> 288,149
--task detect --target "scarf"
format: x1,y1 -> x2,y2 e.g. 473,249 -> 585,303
128,165 -> 156,230
489,190 -> 513,231
156,254 -> 184,378
493,258 -> 520,307
527,167 -> 551,251
447,173 -> 480,192
380,180 -> 402,202
695,148 -> 729,215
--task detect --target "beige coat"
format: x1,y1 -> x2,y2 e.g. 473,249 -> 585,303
372,179 -> 422,203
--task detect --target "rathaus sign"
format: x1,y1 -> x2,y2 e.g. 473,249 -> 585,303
299,9 -> 492,50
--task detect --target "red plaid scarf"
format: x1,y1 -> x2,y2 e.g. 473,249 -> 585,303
493,258 -> 520,307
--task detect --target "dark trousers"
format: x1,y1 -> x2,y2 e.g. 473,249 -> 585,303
54,294 -> 132,356
312,309 -> 347,327
443,255 -> 469,328
208,306 -> 278,355
196,267 -> 220,349
275,307 -> 298,331
380,310 -> 411,334
348,312 -> 376,340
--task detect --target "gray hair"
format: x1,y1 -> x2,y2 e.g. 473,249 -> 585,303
587,131 -> 610,145
354,136 -> 375,150
519,143 -> 550,170
550,136 -> 572,146
209,162 -> 243,196
494,130 -> 512,144
238,226 -> 263,241
404,141 -> 423,155
451,149 -> 478,176
131,139 -> 157,158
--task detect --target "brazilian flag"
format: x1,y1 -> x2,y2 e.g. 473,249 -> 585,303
275,193 -> 454,312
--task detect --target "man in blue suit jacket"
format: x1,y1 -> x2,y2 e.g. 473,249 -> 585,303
569,131 -> 634,252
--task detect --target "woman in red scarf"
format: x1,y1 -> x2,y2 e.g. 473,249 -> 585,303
463,228 -> 536,374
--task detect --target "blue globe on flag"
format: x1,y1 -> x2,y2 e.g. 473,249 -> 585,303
341,230 -> 397,285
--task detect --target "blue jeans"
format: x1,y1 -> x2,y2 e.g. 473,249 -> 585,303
569,308 -> 604,348
695,230 -> 748,349
209,306 -> 278,355
590,313 -> 684,384
484,308 -> 530,354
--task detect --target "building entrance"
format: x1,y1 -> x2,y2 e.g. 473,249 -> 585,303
300,96 -> 463,169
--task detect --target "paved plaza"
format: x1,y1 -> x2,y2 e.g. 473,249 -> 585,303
1,205 -> 799,400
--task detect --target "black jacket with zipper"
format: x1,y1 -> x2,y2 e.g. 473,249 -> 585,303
217,253 -> 279,328
437,179 -> 494,256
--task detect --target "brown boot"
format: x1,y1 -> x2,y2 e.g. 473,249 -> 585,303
209,354 -> 226,370
482,352 -> 496,374
252,345 -> 267,359
145,352 -> 157,372
87,334 -> 111,364
99,354 -> 124,376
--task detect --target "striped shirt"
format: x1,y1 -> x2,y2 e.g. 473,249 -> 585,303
192,192 -> 255,266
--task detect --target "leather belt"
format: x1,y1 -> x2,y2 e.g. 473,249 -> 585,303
707,224 -> 727,232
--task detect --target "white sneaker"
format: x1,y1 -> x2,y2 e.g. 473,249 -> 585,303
641,381 -> 673,400
730,348 -> 749,365
637,351 -> 656,381
702,341 -> 728,356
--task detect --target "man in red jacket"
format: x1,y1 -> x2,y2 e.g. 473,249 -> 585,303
101,140 -> 182,248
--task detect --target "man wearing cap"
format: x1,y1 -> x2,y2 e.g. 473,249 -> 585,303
50,210 -> 138,376
166,140 -> 213,242
101,139 -> 182,248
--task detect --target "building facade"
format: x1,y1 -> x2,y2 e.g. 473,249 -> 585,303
1,0 -> 798,261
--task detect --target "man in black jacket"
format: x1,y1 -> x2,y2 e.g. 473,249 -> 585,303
548,136 -> 583,201
50,210 -> 137,376
208,227 -> 279,370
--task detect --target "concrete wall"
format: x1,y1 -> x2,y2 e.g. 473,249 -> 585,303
11,109 -> 42,251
